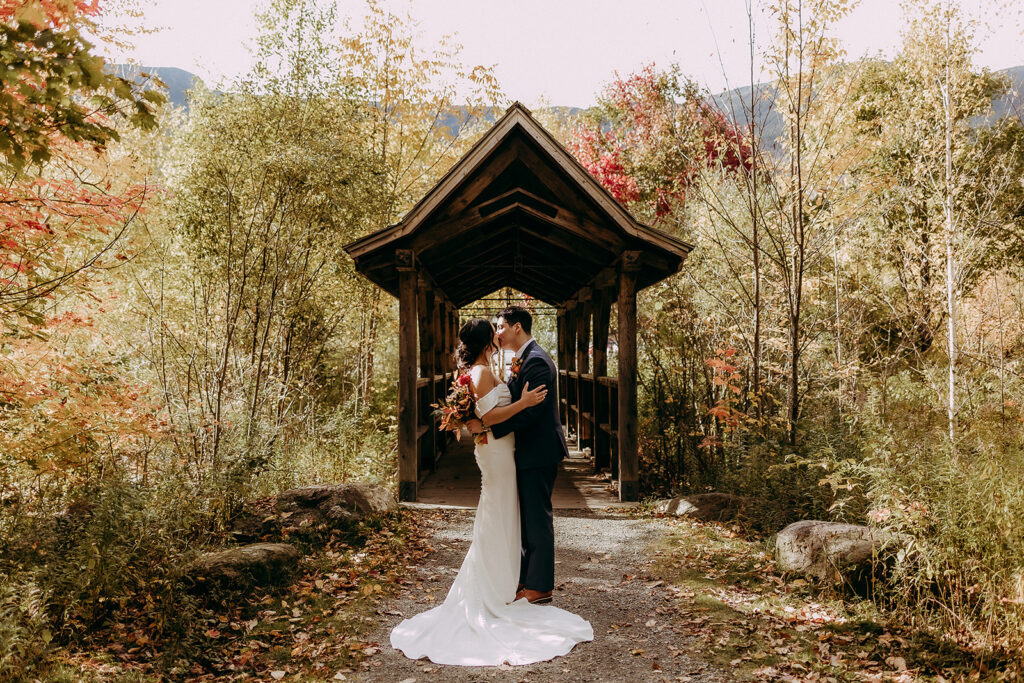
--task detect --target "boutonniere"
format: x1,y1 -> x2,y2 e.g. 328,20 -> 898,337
509,356 -> 523,380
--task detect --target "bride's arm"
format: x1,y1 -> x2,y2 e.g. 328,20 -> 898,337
479,381 -> 547,427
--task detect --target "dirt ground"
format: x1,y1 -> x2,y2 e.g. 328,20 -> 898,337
355,508 -> 732,682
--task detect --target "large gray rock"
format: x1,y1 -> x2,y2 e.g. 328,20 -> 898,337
189,543 -> 300,587
775,520 -> 892,582
230,483 -> 396,541
275,483 -> 397,527
658,493 -> 759,522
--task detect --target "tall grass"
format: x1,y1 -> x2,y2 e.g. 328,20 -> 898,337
860,401 -> 1024,662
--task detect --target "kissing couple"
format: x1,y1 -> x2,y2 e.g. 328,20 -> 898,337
390,305 -> 593,666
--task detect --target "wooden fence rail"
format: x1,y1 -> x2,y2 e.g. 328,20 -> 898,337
560,370 -> 619,479
416,373 -> 454,481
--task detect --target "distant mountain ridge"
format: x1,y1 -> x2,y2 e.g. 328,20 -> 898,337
110,64 -> 207,110
990,65 -> 1024,120
711,64 -> 1024,149
110,63 -> 1023,133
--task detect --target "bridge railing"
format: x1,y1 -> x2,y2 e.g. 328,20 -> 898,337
560,370 -> 618,477
419,369 -> 619,482
417,373 -> 454,479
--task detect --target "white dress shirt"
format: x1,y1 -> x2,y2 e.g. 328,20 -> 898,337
514,337 -> 535,360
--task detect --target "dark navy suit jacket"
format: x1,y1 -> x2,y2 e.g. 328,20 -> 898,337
490,340 -> 569,470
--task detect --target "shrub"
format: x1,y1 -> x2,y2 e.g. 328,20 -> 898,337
0,575 -> 51,678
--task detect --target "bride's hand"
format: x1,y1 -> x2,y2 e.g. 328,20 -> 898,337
521,381 -> 547,407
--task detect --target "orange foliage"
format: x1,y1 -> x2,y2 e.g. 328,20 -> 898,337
0,0 -> 101,25
0,135 -> 163,475
0,0 -> 165,479
704,347 -> 746,431
1,303 -> 163,476
0,147 -> 151,307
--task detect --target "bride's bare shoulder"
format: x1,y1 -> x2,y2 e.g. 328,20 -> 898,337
470,364 -> 497,397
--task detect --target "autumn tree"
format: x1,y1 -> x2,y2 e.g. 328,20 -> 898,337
567,64 -> 749,228
134,0 -> 382,494
848,2 -> 1024,439
757,0 -> 858,445
337,0 -> 503,408
0,1 -> 162,175
0,0 -> 165,484
565,65 -> 754,489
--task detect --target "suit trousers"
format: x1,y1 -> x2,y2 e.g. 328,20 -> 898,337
517,464 -> 558,592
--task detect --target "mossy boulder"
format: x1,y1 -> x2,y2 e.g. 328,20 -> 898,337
188,542 -> 300,588
230,483 -> 396,542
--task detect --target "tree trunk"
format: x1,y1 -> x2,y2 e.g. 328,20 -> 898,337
943,0 -> 957,446
747,0 -> 762,418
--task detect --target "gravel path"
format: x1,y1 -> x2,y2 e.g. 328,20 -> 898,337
357,508 -> 731,682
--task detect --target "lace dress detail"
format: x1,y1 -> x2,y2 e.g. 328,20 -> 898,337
390,381 -> 593,666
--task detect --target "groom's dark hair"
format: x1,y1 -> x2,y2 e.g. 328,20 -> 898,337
497,305 -> 532,334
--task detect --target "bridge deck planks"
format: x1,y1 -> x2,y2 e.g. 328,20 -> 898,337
413,432 -> 625,510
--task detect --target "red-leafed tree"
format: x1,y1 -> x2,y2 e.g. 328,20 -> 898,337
0,1 -> 165,479
0,1 -> 163,174
566,64 -> 750,224
565,64 -> 757,494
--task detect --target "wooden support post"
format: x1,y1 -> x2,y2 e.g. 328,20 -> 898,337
565,301 -> 577,372
419,285 -> 434,378
432,296 -> 444,380
417,284 -> 436,474
575,289 -> 592,450
617,252 -> 641,502
451,307 -> 460,369
431,296 -> 444,463
397,250 -> 419,502
556,308 -> 567,370
556,307 -> 567,426
592,287 -> 612,471
592,287 -> 611,376
576,288 -> 592,374
440,302 -> 451,373
564,300 -> 577,445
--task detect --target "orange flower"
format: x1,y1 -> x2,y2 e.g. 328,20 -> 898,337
432,376 -> 484,444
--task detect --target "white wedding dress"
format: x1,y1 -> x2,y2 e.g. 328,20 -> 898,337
390,383 -> 593,666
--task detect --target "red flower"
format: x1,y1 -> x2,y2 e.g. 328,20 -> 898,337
457,374 -> 472,386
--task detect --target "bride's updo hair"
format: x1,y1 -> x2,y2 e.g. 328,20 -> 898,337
455,318 -> 496,371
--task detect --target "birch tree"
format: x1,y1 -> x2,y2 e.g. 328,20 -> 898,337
849,0 -> 1022,442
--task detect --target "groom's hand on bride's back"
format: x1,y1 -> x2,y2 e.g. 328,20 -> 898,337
522,380 -> 547,406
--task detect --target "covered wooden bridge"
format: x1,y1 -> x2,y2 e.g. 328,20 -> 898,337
343,102 -> 692,502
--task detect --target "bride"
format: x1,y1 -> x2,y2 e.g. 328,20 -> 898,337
390,318 -> 593,666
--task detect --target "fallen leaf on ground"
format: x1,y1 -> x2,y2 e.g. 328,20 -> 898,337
886,655 -> 908,671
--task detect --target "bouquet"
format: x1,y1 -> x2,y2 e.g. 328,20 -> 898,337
433,374 -> 488,445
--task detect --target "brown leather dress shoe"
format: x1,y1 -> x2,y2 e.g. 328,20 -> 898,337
521,589 -> 552,604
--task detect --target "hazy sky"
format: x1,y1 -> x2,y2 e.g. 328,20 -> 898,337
104,0 -> 1023,106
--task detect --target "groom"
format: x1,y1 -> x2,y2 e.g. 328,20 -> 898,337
466,305 -> 568,604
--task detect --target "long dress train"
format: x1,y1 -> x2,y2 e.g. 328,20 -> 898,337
389,384 -> 593,666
